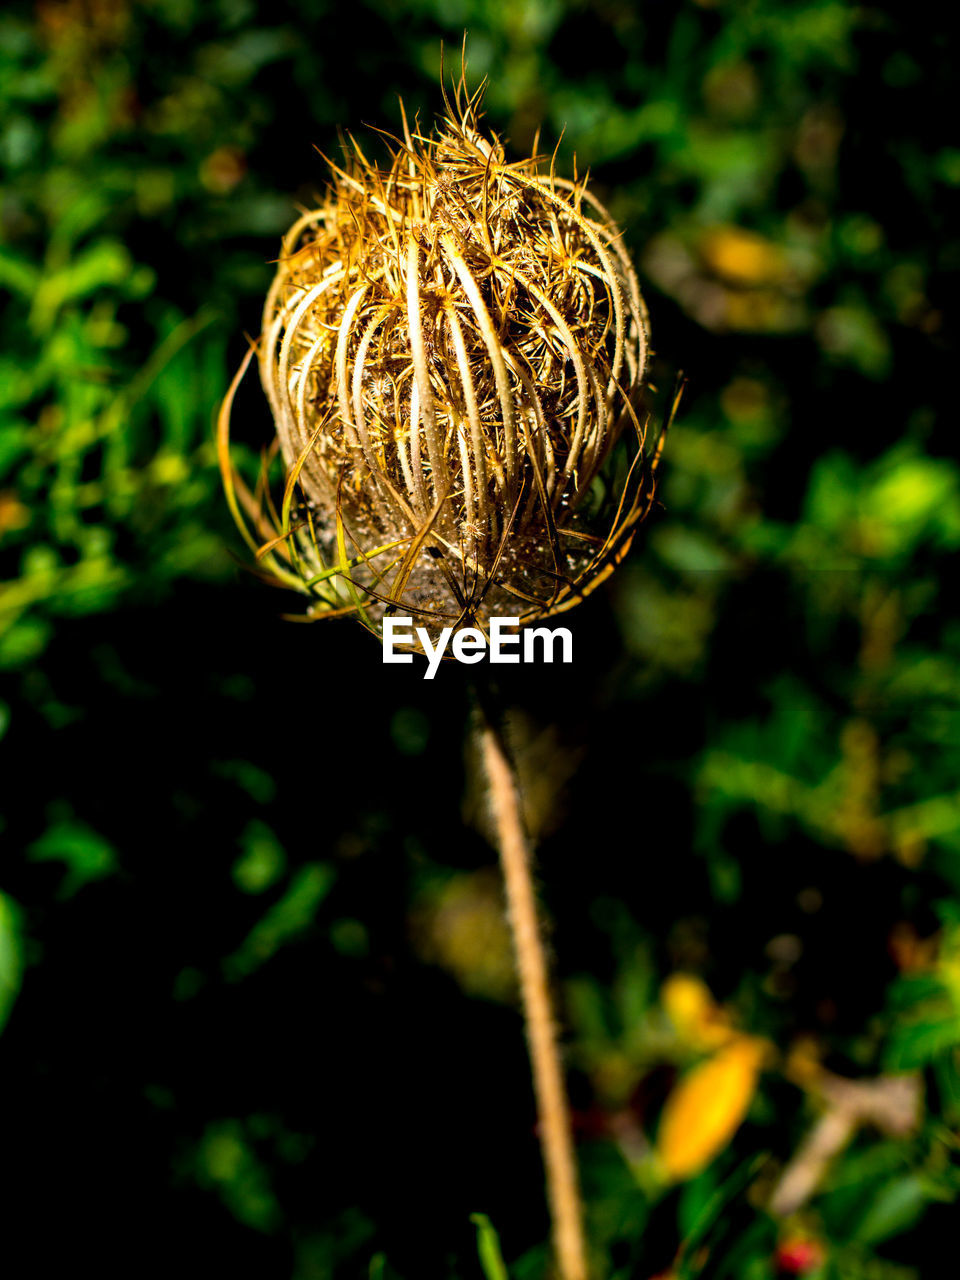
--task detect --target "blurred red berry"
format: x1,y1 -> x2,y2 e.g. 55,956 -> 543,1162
777,1237 -> 825,1274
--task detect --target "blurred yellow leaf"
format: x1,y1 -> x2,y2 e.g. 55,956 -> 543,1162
661,973 -> 736,1050
700,227 -> 787,286
0,493 -> 29,536
657,1035 -> 767,1180
410,870 -> 515,1002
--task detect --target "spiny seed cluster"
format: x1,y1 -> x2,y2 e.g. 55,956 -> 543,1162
224,77 -> 655,647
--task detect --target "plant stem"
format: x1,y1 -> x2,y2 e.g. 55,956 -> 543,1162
476,699 -> 588,1280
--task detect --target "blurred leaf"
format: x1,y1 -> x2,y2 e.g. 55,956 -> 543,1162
471,1214 -> 509,1280
222,862 -> 336,980
657,1037 -> 767,1181
662,974 -> 736,1052
28,818 -> 118,897
232,819 -> 286,894
411,870 -> 515,1002
195,1119 -> 281,1233
30,240 -> 139,333
0,892 -> 23,1035
0,247 -> 39,297
852,1174 -> 933,1246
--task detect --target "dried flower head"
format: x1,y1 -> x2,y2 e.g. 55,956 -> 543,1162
220,70 -> 663,648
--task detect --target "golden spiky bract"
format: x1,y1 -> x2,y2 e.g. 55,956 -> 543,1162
237,76 -> 654,645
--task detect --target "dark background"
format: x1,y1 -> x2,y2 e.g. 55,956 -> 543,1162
1,2 -> 958,1277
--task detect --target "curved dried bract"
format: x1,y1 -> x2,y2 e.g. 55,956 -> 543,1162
221,71 -> 662,648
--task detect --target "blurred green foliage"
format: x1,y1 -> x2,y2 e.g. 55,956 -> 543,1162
2,1 -> 958,1278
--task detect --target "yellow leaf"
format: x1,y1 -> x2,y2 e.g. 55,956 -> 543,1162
0,492 -> 29,536
699,227 -> 788,286
661,973 -> 735,1050
656,1036 -> 767,1181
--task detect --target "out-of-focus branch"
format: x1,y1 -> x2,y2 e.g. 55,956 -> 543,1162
770,1070 -> 922,1217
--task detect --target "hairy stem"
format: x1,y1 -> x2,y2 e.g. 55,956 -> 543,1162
476,700 -> 587,1280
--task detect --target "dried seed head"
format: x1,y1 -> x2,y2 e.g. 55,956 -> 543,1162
221,72 -> 661,648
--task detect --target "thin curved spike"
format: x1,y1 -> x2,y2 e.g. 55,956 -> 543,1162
440,232 -> 517,490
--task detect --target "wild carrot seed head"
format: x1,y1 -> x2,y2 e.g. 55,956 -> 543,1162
223,72 -> 659,647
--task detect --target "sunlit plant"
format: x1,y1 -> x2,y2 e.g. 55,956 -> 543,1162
220,69 -> 660,648
220,59 -> 664,1280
